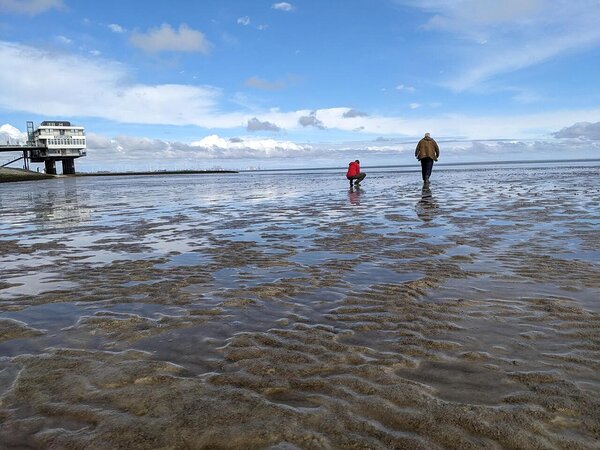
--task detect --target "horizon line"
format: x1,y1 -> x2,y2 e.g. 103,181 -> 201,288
242,158 -> 600,173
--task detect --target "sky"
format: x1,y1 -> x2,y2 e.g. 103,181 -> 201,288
0,0 -> 599,171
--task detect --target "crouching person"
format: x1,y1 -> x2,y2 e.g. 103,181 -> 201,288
346,159 -> 366,187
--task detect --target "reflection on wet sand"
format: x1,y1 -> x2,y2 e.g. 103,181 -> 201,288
30,178 -> 91,225
0,166 -> 599,448
348,186 -> 362,205
415,183 -> 438,222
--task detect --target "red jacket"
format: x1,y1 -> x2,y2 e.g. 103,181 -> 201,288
346,161 -> 360,178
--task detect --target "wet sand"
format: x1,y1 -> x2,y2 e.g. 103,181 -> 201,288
0,164 -> 599,448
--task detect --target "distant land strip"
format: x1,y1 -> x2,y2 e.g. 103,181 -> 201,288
76,170 -> 238,177
248,158 -> 600,173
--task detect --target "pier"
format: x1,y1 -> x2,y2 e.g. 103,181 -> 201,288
0,121 -> 86,175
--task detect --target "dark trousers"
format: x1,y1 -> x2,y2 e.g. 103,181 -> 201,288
420,158 -> 434,181
348,172 -> 366,185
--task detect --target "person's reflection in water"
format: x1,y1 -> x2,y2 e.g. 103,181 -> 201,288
348,186 -> 362,205
415,184 -> 438,221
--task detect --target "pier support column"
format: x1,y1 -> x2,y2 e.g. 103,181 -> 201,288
45,160 -> 56,175
62,158 -> 75,175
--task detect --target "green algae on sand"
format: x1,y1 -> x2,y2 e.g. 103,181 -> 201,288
0,167 -> 53,183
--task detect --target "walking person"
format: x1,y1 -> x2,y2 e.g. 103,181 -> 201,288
415,133 -> 439,183
346,159 -> 366,187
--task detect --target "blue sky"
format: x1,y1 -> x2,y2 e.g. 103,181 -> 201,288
1,0 -> 599,171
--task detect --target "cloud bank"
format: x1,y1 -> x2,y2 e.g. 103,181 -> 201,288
79,131 -> 599,172
84,132 -> 312,162
4,121 -> 597,172
553,122 -> 600,140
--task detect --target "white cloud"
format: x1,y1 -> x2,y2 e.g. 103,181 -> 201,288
0,40 -> 233,127
409,103 -> 420,109
2,41 -> 600,141
509,88 -> 541,104
89,50 -> 101,56
400,0 -> 600,91
108,24 -> 126,33
55,35 -> 72,45
237,16 -> 250,26
446,29 -> 600,91
272,2 -> 294,11
0,0 -> 63,15
130,24 -> 212,54
395,84 -> 415,92
0,123 -> 27,143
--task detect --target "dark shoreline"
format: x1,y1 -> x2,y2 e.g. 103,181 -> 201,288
0,168 -> 54,183
76,170 -> 238,177
0,168 -> 238,183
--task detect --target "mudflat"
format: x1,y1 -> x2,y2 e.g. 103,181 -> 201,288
0,164 -> 598,448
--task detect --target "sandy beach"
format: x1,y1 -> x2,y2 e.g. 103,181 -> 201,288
0,163 -> 598,448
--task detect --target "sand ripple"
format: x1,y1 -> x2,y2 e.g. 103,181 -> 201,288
0,166 -> 599,448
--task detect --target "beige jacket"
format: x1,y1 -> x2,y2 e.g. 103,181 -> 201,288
415,137 -> 439,161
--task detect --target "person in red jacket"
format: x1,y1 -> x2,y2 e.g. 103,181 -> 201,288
346,160 -> 366,187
